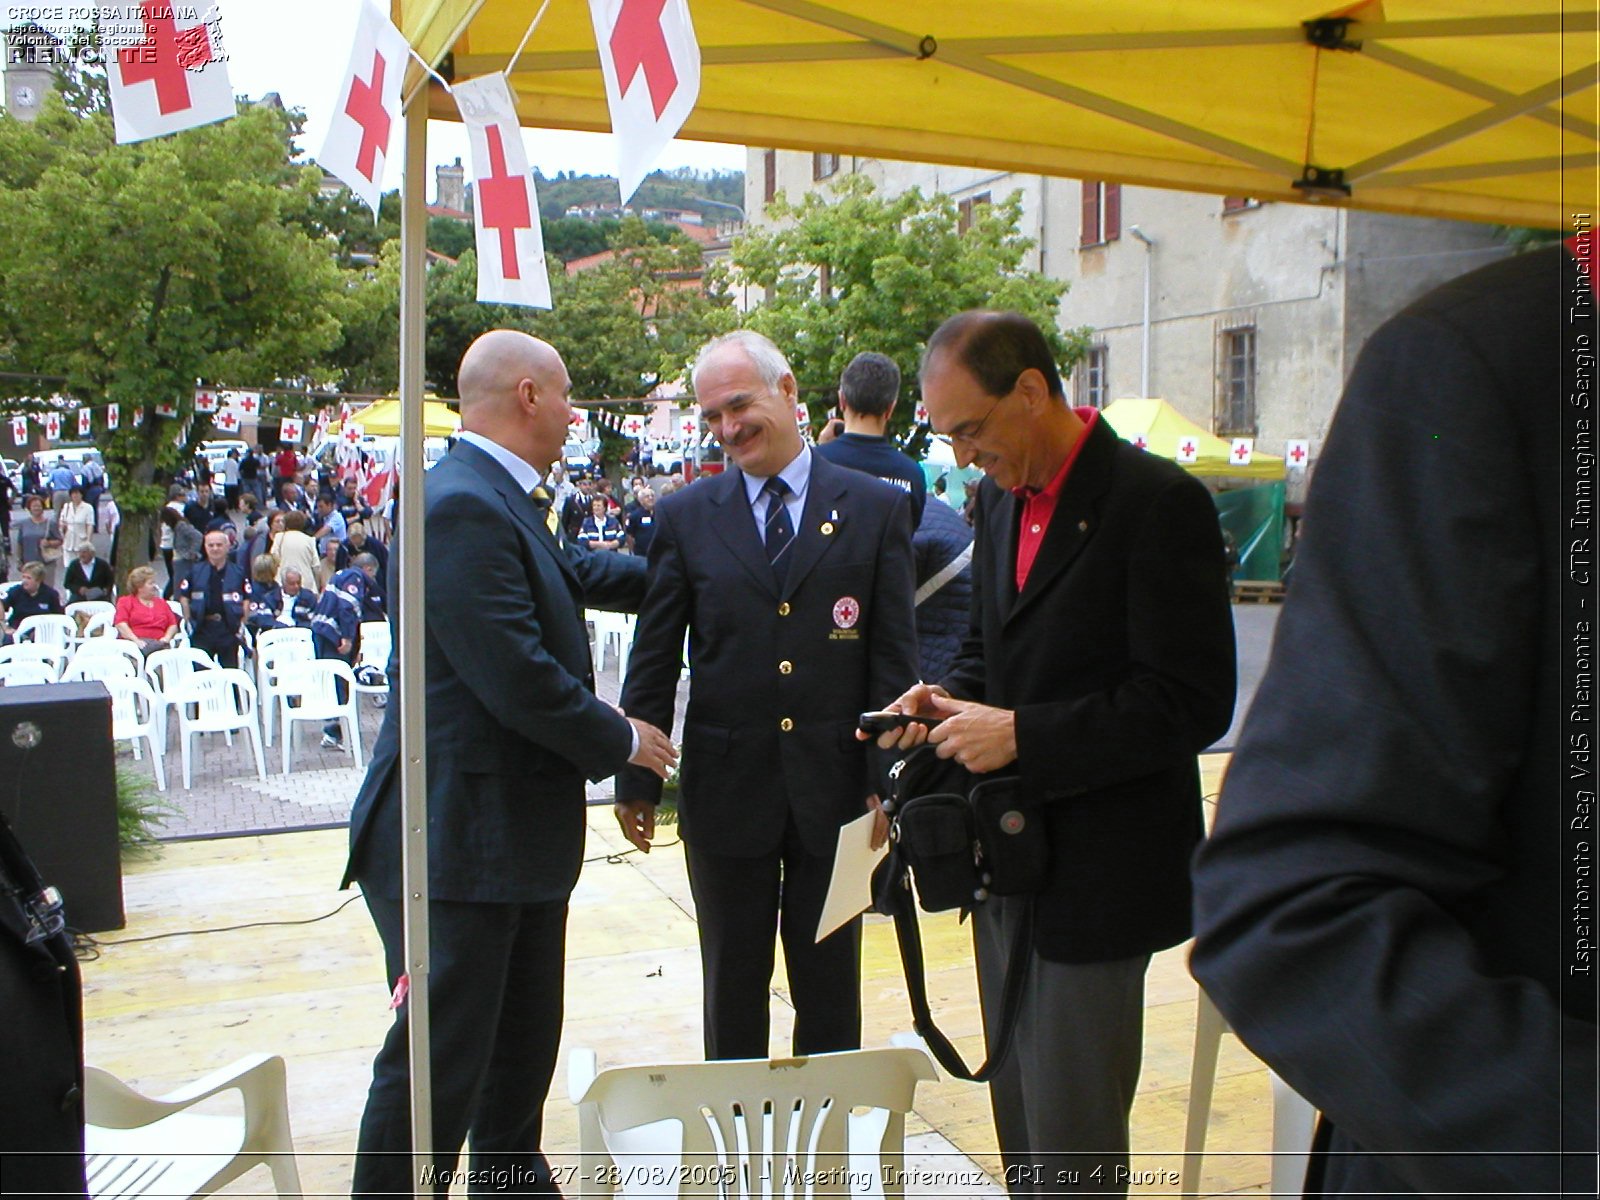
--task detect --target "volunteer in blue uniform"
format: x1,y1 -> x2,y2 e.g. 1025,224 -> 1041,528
179,529 -> 250,668
309,562 -> 376,749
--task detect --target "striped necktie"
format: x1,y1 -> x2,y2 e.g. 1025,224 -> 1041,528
762,476 -> 794,587
529,485 -> 560,536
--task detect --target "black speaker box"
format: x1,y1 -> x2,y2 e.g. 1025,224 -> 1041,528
0,683 -> 124,932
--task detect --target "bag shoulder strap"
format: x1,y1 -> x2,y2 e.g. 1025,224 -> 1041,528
886,875 -> 1031,1082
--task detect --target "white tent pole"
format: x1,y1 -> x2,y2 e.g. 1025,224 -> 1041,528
398,88 -> 433,1196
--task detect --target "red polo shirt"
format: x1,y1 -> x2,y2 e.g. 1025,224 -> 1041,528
1013,408 -> 1100,591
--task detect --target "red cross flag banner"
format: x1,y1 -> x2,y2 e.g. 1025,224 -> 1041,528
10,416 -> 26,443
1175,436 -> 1198,465
215,409 -> 242,433
1230,437 -> 1255,466
623,414 -> 646,438
914,402 -> 929,424
454,73 -> 553,308
679,412 -> 699,441
45,412 -> 61,441
318,1 -> 408,213
77,408 -> 92,437
1285,438 -> 1310,470
794,401 -> 809,429
107,2 -> 235,145
107,404 -> 120,431
280,417 -> 304,444
194,388 -> 218,413
343,422 -> 365,444
133,407 -> 145,427
1132,434 -> 1149,451
589,0 -> 702,203
155,400 -> 179,418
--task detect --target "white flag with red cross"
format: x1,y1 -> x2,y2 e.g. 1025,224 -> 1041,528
914,402 -> 929,424
223,391 -> 261,419
589,0 -> 702,203
794,401 -> 809,429
107,1 -> 235,145
316,410 -> 331,436
343,422 -> 365,445
679,411 -> 699,441
622,414 -> 646,439
280,417 -> 304,443
10,416 -> 27,442
45,412 -> 61,441
1285,439 -> 1310,471
215,409 -> 241,433
194,388 -> 218,413
107,404 -> 120,431
1175,436 -> 1198,464
318,1 -> 408,214
132,407 -> 145,427
77,408 -> 92,437
1229,437 -> 1255,467
1131,434 -> 1149,451
454,73 -> 552,309
155,400 -> 178,418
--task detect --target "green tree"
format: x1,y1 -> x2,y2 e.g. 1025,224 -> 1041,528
731,175 -> 1089,446
0,98 -> 345,580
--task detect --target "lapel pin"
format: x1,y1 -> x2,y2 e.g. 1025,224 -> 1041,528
820,522 -> 835,536
821,509 -> 840,535
1078,519 -> 1089,532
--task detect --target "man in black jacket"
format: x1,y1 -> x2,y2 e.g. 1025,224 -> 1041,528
62,545 -> 114,603
878,311 -> 1235,1194
814,351 -> 926,522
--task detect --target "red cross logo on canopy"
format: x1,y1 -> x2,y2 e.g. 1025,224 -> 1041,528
107,3 -> 234,144
454,73 -> 553,308
317,2 -> 407,213
590,0 -> 703,202
480,128 -> 531,280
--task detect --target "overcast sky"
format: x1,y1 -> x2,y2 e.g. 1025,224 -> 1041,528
3,0 -> 747,198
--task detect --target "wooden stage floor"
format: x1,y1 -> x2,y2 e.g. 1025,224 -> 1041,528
80,755 -> 1280,1197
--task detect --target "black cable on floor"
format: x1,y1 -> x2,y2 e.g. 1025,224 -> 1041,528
71,893 -> 365,960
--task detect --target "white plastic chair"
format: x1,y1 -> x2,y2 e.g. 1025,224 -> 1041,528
276,659 -> 362,774
591,609 -> 637,675
17,612 -> 77,649
84,1053 -> 302,1199
166,599 -> 190,649
568,1046 -> 937,1199
66,599 -> 117,628
105,675 -> 166,792
0,642 -> 67,679
79,610 -> 119,641
255,629 -> 315,748
1182,988 -> 1319,1197
0,661 -> 56,686
146,647 -> 217,744
63,653 -> 139,686
353,620 -> 391,703
72,638 -> 147,673
173,668 -> 265,789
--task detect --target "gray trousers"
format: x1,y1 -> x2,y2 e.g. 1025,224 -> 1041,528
975,895 -> 1150,1196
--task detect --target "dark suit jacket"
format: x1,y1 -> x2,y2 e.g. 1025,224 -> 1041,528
619,454 -> 918,858
947,415 -> 1235,963
1190,246 -> 1597,1196
343,440 -> 647,904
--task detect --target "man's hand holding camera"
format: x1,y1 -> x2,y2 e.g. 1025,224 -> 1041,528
861,682 -> 1019,775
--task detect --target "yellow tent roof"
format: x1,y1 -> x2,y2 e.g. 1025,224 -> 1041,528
329,397 -> 461,438
1101,397 -> 1286,480
397,1 -> 1597,230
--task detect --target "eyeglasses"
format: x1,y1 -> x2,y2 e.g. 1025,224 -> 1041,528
948,392 -> 1008,448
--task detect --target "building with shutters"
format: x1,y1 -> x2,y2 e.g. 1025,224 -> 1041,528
745,149 -> 1509,491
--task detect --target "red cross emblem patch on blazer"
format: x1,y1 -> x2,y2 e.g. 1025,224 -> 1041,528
833,597 -> 861,629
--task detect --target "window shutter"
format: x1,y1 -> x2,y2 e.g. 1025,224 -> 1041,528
762,151 -> 777,205
1081,181 -> 1100,246
1103,184 -> 1121,241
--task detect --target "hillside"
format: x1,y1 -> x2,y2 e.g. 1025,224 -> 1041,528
535,165 -> 745,221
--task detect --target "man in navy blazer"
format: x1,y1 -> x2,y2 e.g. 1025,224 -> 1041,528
615,330 -> 918,1061
343,331 -> 677,1196
878,311 -> 1235,1194
1191,246 -> 1597,1195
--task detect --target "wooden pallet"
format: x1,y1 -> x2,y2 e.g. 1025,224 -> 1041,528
1233,579 -> 1285,603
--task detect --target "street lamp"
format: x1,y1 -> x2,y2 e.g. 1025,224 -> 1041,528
1129,225 -> 1156,398
687,195 -> 747,227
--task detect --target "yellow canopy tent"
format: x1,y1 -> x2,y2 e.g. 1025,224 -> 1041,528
328,396 -> 460,438
398,0 -> 1598,230
1101,397 -> 1287,480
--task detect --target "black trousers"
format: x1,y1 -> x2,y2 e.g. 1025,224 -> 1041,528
684,814 -> 862,1061
191,620 -> 240,668
352,892 -> 566,1197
